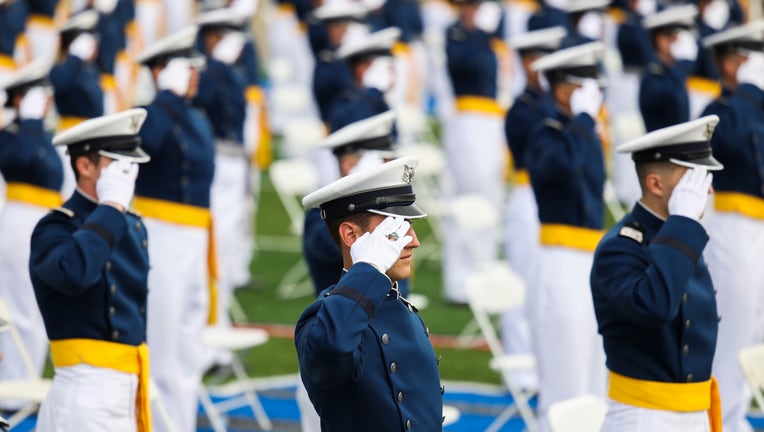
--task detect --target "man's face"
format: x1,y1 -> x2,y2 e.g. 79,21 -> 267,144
365,213 -> 421,282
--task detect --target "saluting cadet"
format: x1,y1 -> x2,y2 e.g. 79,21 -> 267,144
501,26 -> 565,391
591,115 -> 723,432
29,108 -> 152,432
564,0 -> 610,44
296,156 -> 444,431
0,59 -> 63,405
133,26 -> 215,432
194,7 -> 252,372
700,21 -> 764,432
310,0 -> 366,124
298,110 -> 407,431
50,9 -> 104,131
638,5 -> 698,132
526,41 -> 607,431
329,27 -> 400,131
441,0 -> 504,304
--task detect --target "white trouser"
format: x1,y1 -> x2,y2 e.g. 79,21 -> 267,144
163,0 -> 194,35
296,374 -> 321,432
25,19 -> 59,61
0,202 -> 49,408
705,210 -> 764,432
145,219 -> 209,432
500,184 -> 539,389
600,399 -> 710,432
37,364 -> 138,432
441,111 -> 505,303
528,246 -> 606,432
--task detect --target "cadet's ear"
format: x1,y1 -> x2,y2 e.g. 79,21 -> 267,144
338,221 -> 363,248
645,171 -> 666,197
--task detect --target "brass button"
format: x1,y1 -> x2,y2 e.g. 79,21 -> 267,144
425,327 -> 429,336
682,345 -> 689,355
682,293 -> 688,303
406,419 -> 411,430
437,355 -> 441,365
142,239 -> 148,248
135,222 -> 141,230
381,334 -> 390,345
397,391 -> 404,402
684,319 -> 691,329
112,330 -> 119,340
440,385 -> 445,395
109,307 -> 115,316
105,261 -> 112,272
390,362 -> 397,373
110,284 -> 116,294
686,373 -> 694,382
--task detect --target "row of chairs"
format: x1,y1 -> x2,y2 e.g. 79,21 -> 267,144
0,297 -> 272,431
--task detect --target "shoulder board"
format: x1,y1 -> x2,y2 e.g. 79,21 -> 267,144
126,208 -> 143,218
647,62 -> 664,75
618,221 -> 644,244
543,118 -> 563,130
50,206 -> 75,218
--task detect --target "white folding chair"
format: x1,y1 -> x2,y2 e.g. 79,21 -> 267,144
464,262 -> 538,432
198,326 -> 273,431
0,297 -> 51,428
548,394 -> 608,432
738,343 -> 764,415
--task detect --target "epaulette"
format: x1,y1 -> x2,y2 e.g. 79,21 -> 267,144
51,206 -> 75,218
448,26 -> 466,41
126,208 -> 143,218
647,62 -> 664,75
543,118 -> 563,130
618,221 -> 644,244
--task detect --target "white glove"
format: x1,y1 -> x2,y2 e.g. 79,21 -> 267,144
668,167 -> 713,221
474,1 -> 502,34
157,58 -> 192,96
18,87 -> 49,120
97,159 -> 139,211
94,0 -> 119,13
702,0 -> 730,31
362,57 -> 395,92
635,0 -> 656,16
68,33 -> 97,61
736,52 -> 764,90
212,31 -> 246,65
670,30 -> 699,62
570,78 -> 603,118
577,11 -> 604,41
348,151 -> 385,175
350,216 -> 413,274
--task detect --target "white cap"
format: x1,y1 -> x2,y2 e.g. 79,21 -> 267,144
135,26 -> 205,67
53,108 -> 151,163
313,0 -> 367,22
509,26 -> 567,53
0,57 -> 52,92
702,19 -> 764,49
302,156 -> 426,219
643,4 -> 697,31
336,27 -> 401,60
321,111 -> 397,156
197,6 -> 252,30
60,10 -> 99,34
531,41 -> 606,85
617,115 -> 723,170
566,0 -> 610,14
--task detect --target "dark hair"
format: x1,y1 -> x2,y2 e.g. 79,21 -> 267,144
70,153 -> 102,181
324,211 -> 375,249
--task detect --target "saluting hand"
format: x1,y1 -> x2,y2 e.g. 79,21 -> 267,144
97,160 -> 139,212
351,216 -> 413,274
668,167 -> 713,221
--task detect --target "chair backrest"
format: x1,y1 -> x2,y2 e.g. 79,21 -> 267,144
269,158 -> 318,235
738,343 -> 764,414
548,394 -> 608,432
0,297 -> 41,378
464,261 -> 526,358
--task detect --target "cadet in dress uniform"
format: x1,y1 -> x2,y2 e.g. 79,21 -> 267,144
591,115 -> 723,432
700,22 -> 764,432
0,60 -> 63,403
24,0 -> 63,61
526,41 -> 608,431
500,26 -> 565,391
133,26 -> 216,432
564,0 -> 610,44
528,0 -> 572,32
310,1 -> 366,124
296,156 -> 444,432
441,0 -> 504,303
638,5 -> 698,132
616,0 -> 655,71
29,108 -> 152,432
0,0 -> 27,81
329,27 -> 400,132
